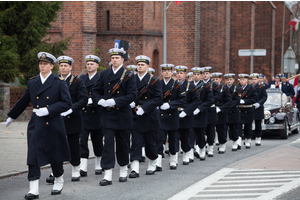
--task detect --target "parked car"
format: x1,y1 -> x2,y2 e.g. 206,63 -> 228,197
252,87 -> 300,139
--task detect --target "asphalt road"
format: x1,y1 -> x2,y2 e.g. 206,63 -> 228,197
1,131 -> 300,200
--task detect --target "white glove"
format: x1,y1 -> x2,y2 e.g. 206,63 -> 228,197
193,108 -> 200,115
5,117 -> 14,127
160,103 -> 170,110
106,99 -> 116,107
240,99 -> 245,104
254,102 -> 260,109
98,99 -> 106,107
61,108 -> 73,116
87,98 -> 93,105
35,107 -> 49,117
179,111 -> 187,118
136,107 -> 145,116
130,102 -> 136,109
216,107 -> 221,113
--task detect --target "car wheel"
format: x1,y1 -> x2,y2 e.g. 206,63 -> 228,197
279,118 -> 289,139
292,114 -> 300,134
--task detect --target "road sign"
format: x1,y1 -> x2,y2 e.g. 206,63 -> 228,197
114,39 -> 120,49
238,49 -> 266,56
238,49 -> 267,73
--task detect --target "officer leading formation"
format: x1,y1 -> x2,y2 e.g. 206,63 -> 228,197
6,48 -> 294,198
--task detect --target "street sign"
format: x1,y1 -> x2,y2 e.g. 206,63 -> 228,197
238,49 -> 267,73
114,39 -> 120,49
238,49 -> 266,56
284,46 -> 296,73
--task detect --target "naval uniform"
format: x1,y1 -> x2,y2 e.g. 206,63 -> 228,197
215,84 -> 232,145
61,74 -> 88,167
193,81 -> 214,149
253,83 -> 267,139
92,66 -> 137,170
157,79 -> 186,157
239,84 -> 258,140
225,84 -> 241,143
281,82 -> 295,98
178,79 -> 200,156
8,73 -> 72,180
80,73 -> 103,160
205,79 -> 222,146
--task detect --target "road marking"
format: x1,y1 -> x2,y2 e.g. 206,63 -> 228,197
168,168 -> 300,200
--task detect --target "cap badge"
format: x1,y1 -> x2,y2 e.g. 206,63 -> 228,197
41,53 -> 46,59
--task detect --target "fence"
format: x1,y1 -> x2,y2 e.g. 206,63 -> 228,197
10,87 -> 32,108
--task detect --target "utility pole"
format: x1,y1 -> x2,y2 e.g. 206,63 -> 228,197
163,1 -> 167,63
281,1 -> 286,74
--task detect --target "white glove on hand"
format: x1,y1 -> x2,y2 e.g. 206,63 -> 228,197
136,107 -> 145,116
193,108 -> 200,115
35,107 -> 49,117
106,99 -> 116,107
160,103 -> 170,110
130,102 -> 136,109
179,111 -> 187,118
87,98 -> 93,105
254,102 -> 260,109
61,108 -> 73,116
98,99 -> 106,107
240,99 -> 245,104
216,107 -> 221,113
5,117 -> 14,127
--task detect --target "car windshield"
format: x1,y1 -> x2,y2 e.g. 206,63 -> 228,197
264,92 -> 281,110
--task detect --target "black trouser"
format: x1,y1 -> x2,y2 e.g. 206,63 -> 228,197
226,123 -> 239,141
156,129 -> 178,155
193,127 -> 206,149
254,120 -> 262,138
240,123 -> 252,139
28,162 -> 63,181
216,124 -> 227,145
67,133 -> 80,166
130,130 -> 158,161
189,128 -> 196,148
101,128 -> 129,170
80,129 -> 103,158
205,123 -> 215,146
178,128 -> 191,153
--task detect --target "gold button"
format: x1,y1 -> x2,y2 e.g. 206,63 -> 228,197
117,108 -> 119,110
168,100 -> 170,102
112,106 -> 115,108
145,97 -> 147,99
46,122 -> 49,125
246,96 -> 247,97
36,97 -> 39,99
245,111 -> 247,113
46,105 -> 49,107
108,83 -> 110,85
230,111 -> 232,113
117,91 -> 119,93
169,114 -> 171,116
85,110 -> 87,113
46,97 -> 49,99
37,105 -> 39,108
239,111 -> 241,113
92,111 -> 94,113
108,90 -> 110,92
68,116 -> 70,118
161,114 -> 163,116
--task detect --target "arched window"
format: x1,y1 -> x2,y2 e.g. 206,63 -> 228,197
152,49 -> 159,76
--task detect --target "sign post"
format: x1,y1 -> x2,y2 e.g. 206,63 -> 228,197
238,49 -> 266,74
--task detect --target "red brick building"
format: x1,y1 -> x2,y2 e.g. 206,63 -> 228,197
46,1 -> 293,79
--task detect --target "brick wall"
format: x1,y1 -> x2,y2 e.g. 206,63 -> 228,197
199,2 -> 227,73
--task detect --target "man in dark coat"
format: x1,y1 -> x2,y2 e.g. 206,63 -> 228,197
281,75 -> 295,98
128,55 -> 162,178
156,64 -> 186,170
202,67 -> 222,157
175,66 -> 200,164
212,73 -> 232,154
238,74 -> 258,149
192,67 -> 214,160
224,73 -> 241,151
92,48 -> 137,186
5,52 -> 72,199
80,55 -> 103,177
250,73 -> 267,146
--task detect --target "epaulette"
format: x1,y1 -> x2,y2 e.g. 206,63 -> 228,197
29,76 -> 35,80
59,77 -> 64,80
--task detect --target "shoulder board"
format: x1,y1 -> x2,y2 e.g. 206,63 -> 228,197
29,76 -> 35,80
59,77 -> 64,80
181,91 -> 186,95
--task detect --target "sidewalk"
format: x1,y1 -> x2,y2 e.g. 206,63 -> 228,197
0,121 -> 95,178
